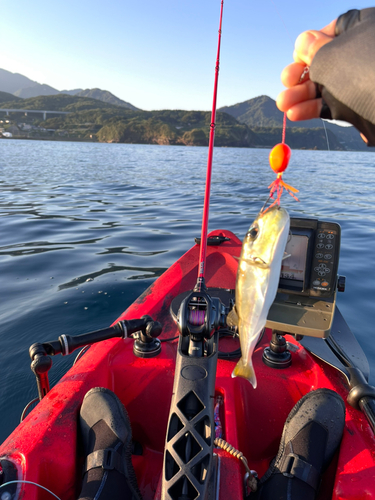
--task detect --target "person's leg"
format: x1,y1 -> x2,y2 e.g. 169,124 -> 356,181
78,387 -> 142,500
252,388 -> 346,500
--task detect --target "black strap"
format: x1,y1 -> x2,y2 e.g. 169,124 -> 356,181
84,448 -> 125,475
280,453 -> 321,491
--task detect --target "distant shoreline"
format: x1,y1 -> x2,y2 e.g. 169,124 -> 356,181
0,135 -> 97,143
0,90 -> 370,151
1,135 -> 373,151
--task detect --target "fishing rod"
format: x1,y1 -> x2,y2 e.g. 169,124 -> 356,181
176,0 -> 228,341
196,0 -> 224,293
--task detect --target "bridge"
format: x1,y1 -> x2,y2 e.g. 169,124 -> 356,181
0,109 -> 71,120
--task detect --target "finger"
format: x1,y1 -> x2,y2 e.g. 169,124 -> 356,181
281,62 -> 310,88
360,133 -> 368,144
320,18 -> 337,37
286,98 -> 323,121
276,81 -> 317,112
293,30 -> 334,66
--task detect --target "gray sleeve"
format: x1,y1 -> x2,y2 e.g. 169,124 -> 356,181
310,8 -> 375,139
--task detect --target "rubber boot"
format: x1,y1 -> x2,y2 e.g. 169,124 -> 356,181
78,387 -> 143,500
252,388 -> 346,500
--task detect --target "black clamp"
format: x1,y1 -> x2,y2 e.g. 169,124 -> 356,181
133,315 -> 162,358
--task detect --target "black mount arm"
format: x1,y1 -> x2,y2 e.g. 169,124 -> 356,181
162,287 -> 228,500
29,316 -> 162,401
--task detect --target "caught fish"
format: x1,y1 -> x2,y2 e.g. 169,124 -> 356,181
232,206 -> 290,388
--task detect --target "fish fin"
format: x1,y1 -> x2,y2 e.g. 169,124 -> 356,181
238,257 -> 269,268
231,358 -> 257,389
233,254 -> 256,265
282,252 -> 291,260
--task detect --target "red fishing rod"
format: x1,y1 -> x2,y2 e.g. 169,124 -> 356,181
176,0 -> 228,341
196,0 -> 224,292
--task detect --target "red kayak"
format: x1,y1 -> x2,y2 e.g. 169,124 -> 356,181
1,227 -> 375,500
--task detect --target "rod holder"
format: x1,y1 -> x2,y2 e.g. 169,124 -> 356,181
262,330 -> 292,369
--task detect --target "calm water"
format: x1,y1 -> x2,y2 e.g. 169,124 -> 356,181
1,139 -> 375,442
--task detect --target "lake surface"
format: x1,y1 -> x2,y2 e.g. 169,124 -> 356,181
1,139 -> 375,442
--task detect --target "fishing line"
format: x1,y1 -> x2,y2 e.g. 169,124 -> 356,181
322,119 -> 330,151
269,0 -> 294,45
269,0 -> 296,150
260,195 -> 272,213
268,0 -> 330,152
0,480 -> 61,500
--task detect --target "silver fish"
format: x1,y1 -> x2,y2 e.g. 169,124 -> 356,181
232,206 -> 290,388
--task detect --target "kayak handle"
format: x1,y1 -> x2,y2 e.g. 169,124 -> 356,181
194,235 -> 230,246
29,316 -> 162,401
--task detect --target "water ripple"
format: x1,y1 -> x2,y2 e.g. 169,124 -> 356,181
1,140 -> 375,440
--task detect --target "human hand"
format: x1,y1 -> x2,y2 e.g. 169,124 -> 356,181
276,20 -> 336,121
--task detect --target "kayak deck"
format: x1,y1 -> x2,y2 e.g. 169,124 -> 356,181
1,229 -> 375,500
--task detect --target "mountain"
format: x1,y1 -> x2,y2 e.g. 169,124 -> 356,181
60,89 -> 83,96
220,95 -> 322,128
249,125 -> 343,150
14,83 -> 61,99
0,93 -> 124,112
95,109 -> 256,147
0,91 -> 22,104
0,93 -> 348,149
0,95 -> 257,147
73,88 -> 139,110
219,95 -> 281,126
59,88 -> 138,110
0,69 -> 367,150
0,68 -> 139,111
0,68 -> 41,95
219,95 -> 367,151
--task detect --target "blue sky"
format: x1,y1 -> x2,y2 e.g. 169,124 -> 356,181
1,1 -> 373,110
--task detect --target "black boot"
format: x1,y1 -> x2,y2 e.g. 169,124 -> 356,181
252,388 -> 345,500
78,387 -> 143,500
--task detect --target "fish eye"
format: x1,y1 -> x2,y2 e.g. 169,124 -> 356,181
248,224 -> 259,239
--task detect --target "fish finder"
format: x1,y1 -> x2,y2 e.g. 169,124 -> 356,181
266,218 -> 342,339
279,218 -> 341,298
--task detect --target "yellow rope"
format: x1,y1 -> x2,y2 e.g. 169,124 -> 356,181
214,438 -> 258,492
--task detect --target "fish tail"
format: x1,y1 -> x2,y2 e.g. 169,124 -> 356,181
231,358 -> 257,389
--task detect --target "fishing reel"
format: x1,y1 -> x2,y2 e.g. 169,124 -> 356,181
177,288 -> 228,340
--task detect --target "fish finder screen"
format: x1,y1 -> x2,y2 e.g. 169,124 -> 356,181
280,235 -> 309,283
